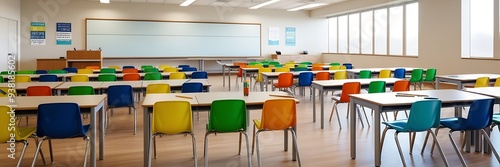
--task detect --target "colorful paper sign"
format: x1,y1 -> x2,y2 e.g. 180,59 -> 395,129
56,23 -> 72,45
285,27 -> 296,46
30,22 -> 46,45
268,27 -> 279,45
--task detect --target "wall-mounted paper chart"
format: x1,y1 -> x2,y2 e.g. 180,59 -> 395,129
268,27 -> 279,45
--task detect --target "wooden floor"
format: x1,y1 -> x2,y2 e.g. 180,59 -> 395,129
3,75 -> 500,167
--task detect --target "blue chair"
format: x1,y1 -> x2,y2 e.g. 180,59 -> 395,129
181,82 -> 203,93
123,65 -> 135,69
39,74 -> 59,82
178,64 -> 190,68
107,85 -> 136,134
32,103 -> 90,166
293,72 -> 313,98
425,99 -> 499,166
380,99 -> 449,167
181,67 -> 197,72
342,63 -> 353,69
35,70 -> 48,74
394,68 -> 406,79
63,67 -> 78,73
191,71 -> 208,79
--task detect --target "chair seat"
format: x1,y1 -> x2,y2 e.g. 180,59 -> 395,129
331,96 -> 342,102
382,119 -> 410,132
273,83 -> 291,88
439,117 -> 468,131
493,114 -> 500,124
16,127 -> 36,140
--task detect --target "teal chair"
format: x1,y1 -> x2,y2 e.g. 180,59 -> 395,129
144,72 -> 162,80
409,69 -> 423,90
421,68 -> 437,89
204,99 -> 251,167
294,67 -> 308,72
98,74 -> 117,82
99,68 -> 116,74
358,70 -> 372,79
380,99 -> 449,167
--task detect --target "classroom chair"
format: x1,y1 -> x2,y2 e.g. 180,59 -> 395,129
85,66 -> 100,70
253,68 -> 272,91
17,70 -> 35,74
27,86 -> 52,96
35,70 -> 48,74
71,75 -> 90,82
329,66 -> 341,70
163,67 -> 178,72
272,73 -> 294,94
169,72 -> 186,80
122,68 -> 139,74
77,69 -> 94,74
15,76 -> 31,82
144,72 -> 162,80
191,71 -> 208,79
141,65 -> 154,70
146,84 -> 171,94
123,73 -> 141,81
63,67 -> 78,73
108,65 -> 121,69
330,62 -> 341,66
294,67 -> 308,72
0,87 -> 15,97
392,80 -> 411,119
48,70 -> 67,74
409,69 -> 424,90
334,71 -> 347,80
158,65 -> 171,69
107,85 -> 136,134
144,67 -> 159,73
358,70 -> 372,79
100,68 -> 116,74
293,72 -> 313,98
275,67 -> 290,72
315,72 -> 330,80
68,86 -> 95,95
378,69 -> 391,78
181,82 -> 203,93
178,64 -> 190,68
123,65 -> 135,69
98,74 -> 117,82
393,68 -> 406,79
329,82 -> 363,129
495,77 -> 500,87
39,74 -> 58,82
0,75 -> 3,83
421,68 -> 437,89
181,67 -> 197,72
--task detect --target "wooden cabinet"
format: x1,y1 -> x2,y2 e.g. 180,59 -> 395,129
66,50 -> 102,69
37,58 -> 67,70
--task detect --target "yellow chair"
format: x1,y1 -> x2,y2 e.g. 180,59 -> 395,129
149,101 -> 197,166
275,67 -> 290,72
163,67 -> 178,73
15,76 -> 31,82
71,75 -> 90,82
77,69 -> 93,74
159,65 -> 171,69
169,72 -> 186,79
108,66 -> 120,70
474,77 -> 490,88
494,77 -> 500,87
248,64 -> 263,68
378,69 -> 392,78
146,84 -> 171,94
252,99 -> 301,166
254,68 -> 272,91
340,66 -> 347,70
329,66 -> 341,70
284,63 -> 295,69
334,71 -> 347,80
0,87 -> 16,97
0,105 -> 44,166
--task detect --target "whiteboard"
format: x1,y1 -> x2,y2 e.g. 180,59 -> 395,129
86,19 -> 261,58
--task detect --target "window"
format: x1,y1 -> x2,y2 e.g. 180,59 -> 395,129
328,17 -> 338,53
406,3 -> 419,56
461,0 -> 494,58
361,11 -> 373,54
338,15 -> 348,53
389,6 -> 403,55
349,13 -> 360,54
374,9 -> 387,55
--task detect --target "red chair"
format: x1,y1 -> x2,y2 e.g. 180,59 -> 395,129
27,86 -> 52,96
312,66 -> 324,71
272,73 -> 294,94
122,68 -> 139,74
315,72 -> 330,80
123,73 -> 141,81
392,80 -> 411,119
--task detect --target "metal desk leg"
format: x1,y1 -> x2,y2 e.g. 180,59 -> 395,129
90,106 -> 97,166
349,101 -> 357,160
228,66 -> 232,91
223,65 -> 226,88
312,87 -> 316,123
435,78 -> 440,89
320,89 -> 324,129
143,108 -> 151,167
374,107 -> 381,166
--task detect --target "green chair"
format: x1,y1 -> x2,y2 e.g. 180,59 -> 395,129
421,68 -> 437,89
248,62 -> 262,66
144,67 -> 159,73
144,72 -> 162,80
97,74 -> 117,82
204,99 -> 251,167
68,86 -> 95,95
48,70 -> 67,74
367,81 -> 387,123
409,69 -> 423,90
100,68 -> 116,74
358,70 -> 372,79
17,70 -> 35,74
0,71 -> 8,75
297,64 -> 308,68
299,61 -> 312,65
0,75 -> 3,83
330,62 -> 341,66
141,65 -> 154,70
269,61 -> 280,66
293,67 -> 308,72
274,64 -> 283,68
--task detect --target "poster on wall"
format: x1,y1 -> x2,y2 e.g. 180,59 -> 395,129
285,27 -> 296,46
56,23 -> 72,45
30,22 -> 46,45
268,27 -> 279,45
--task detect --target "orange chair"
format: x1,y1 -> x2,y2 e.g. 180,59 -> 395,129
334,71 -> 347,80
312,63 -> 324,67
392,80 -> 411,119
85,66 -> 100,70
315,72 -> 330,80
122,68 -> 139,74
235,64 -> 248,87
272,73 -> 294,94
123,73 -> 141,81
312,66 -> 324,71
252,99 -> 301,167
27,86 -> 52,96
329,82 -> 364,129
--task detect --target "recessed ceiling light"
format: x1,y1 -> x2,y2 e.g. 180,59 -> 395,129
100,0 -> 110,3
180,0 -> 196,6
249,0 -> 280,9
287,3 -> 327,11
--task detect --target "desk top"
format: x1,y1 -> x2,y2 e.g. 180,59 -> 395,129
55,82 -> 104,90
100,81 -> 143,89
463,87 -> 500,98
261,70 -> 343,77
141,93 -> 199,107
345,67 -> 419,73
142,79 -> 211,87
0,82 -> 64,89
312,78 -> 401,87
350,89 -> 493,107
0,95 -> 106,110
436,74 -> 500,81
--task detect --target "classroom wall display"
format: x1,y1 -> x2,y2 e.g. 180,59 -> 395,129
268,27 -> 279,45
86,19 -> 261,58
30,22 -> 45,45
56,22 -> 72,45
285,27 -> 296,46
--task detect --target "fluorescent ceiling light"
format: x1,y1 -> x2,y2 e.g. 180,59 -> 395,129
100,0 -> 110,3
287,3 -> 327,11
180,0 -> 196,6
249,0 -> 280,9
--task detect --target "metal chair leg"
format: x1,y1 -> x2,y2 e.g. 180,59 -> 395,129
430,130 -> 449,167
380,127 -> 389,154
31,138 -> 46,167
448,131 -> 467,167
394,132 -> 407,167
83,137 -> 90,167
48,139 -> 54,164
238,132 -> 242,155
290,129 -> 301,167
242,132 -> 252,167
16,141 -> 28,167
148,135 -> 155,167
421,130 -> 431,155
480,129 -> 500,163
256,131 -> 263,167
190,133 -> 198,167
204,132 -> 211,167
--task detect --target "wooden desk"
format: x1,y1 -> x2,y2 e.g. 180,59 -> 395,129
54,82 -> 104,95
435,74 -> 500,89
0,82 -> 63,90
141,91 -> 296,167
36,58 -> 67,70
349,90 -> 493,166
311,78 -> 401,129
261,70 -> 343,91
0,95 -> 107,167
142,79 -> 211,92
345,67 -> 420,79
222,63 -> 241,91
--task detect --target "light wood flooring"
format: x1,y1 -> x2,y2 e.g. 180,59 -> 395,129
2,74 -> 500,167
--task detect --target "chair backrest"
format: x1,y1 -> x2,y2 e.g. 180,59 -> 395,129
406,100 -> 442,131
256,68 -> 272,82
48,70 -> 67,74
17,70 -> 35,74
340,66 -> 347,70
464,99 -> 495,130
269,61 -> 280,66
107,85 -> 134,108
276,73 -> 294,87
315,72 -> 330,80
15,76 -> 31,82
141,65 -> 154,70
260,99 -> 297,130
343,64 -> 353,69
0,75 -> 3,83
158,65 -> 171,69
181,67 -> 197,72
423,68 -> 437,81
330,62 -> 341,66
100,68 -> 116,74
27,86 -> 52,96
237,64 -> 248,77
392,80 -> 410,92
339,82 -> 361,102
474,77 -> 490,88
163,67 -> 179,72
123,65 -> 135,69
39,74 -> 58,82
378,69 -> 391,78
144,67 -> 159,73
191,71 -> 208,79
144,72 -> 162,80
122,68 -> 139,74
68,86 -> 95,95
329,66 -> 341,70
181,82 -> 203,93
146,84 -> 171,94
368,81 -> 386,93
334,71 -> 347,80
98,74 -> 117,82
63,67 -> 78,73
311,66 -> 323,71
85,66 -> 100,70
393,68 -> 406,79
275,67 -> 290,72
152,101 -> 193,134
0,87 -> 15,97
208,99 -> 247,132
35,70 -> 48,74
495,77 -> 500,87
37,103 -> 86,138
108,65 -> 121,69
409,69 -> 423,82
299,61 -> 312,65
294,67 -> 308,72
298,72 -> 313,86
169,72 -> 186,79
77,69 -> 93,74
0,106 -> 25,142
178,64 -> 190,68
284,63 -> 295,69
359,70 -> 372,79
123,73 -> 141,81
71,75 -> 89,82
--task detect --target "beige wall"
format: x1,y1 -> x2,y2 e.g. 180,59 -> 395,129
20,0 -> 328,71
0,0 -> 20,20
321,0 -> 500,75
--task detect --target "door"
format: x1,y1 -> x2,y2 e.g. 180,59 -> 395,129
0,17 -> 18,71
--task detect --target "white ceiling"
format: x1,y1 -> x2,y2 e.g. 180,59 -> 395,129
90,0 -> 347,11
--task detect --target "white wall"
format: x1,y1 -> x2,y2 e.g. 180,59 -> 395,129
0,0 -> 20,71
0,0 -> 20,20
20,0 -> 328,71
